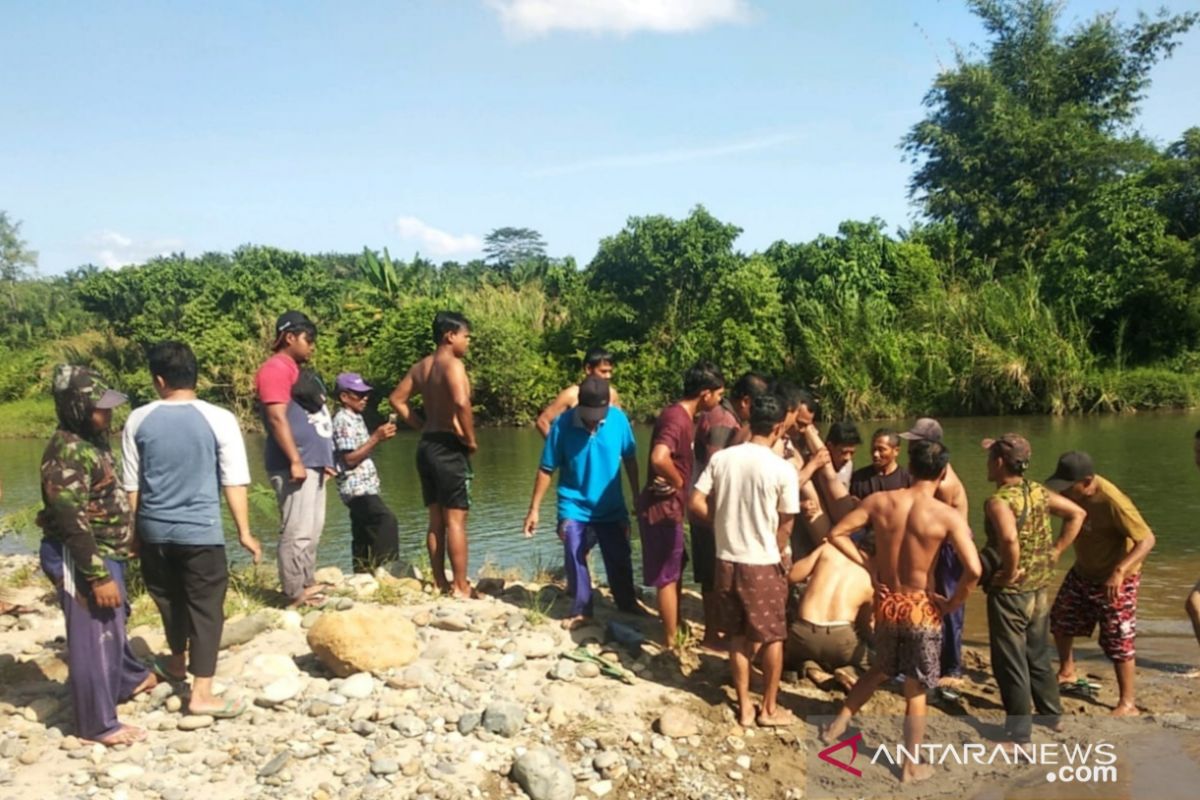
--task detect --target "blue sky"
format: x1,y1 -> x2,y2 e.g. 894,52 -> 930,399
3,0 -> 1199,274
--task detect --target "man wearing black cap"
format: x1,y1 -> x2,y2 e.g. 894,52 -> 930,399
255,310 -> 335,608
1046,451 -> 1155,716
982,434 -> 1085,743
523,376 -> 641,627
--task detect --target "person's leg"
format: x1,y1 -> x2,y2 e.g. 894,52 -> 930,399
758,641 -> 785,718
1187,581 -> 1200,645
730,635 -> 755,727
298,471 -> 326,594
347,495 -> 372,573
900,678 -> 934,783
180,546 -> 231,714
1026,588 -> 1064,728
820,665 -> 888,743
1099,572 -> 1140,716
270,472 -> 308,604
1050,569 -> 1093,682
1112,659 -> 1137,716
560,520 -> 593,622
365,494 -> 400,568
426,504 -> 449,593
690,524 -> 721,648
593,521 -> 638,612
443,507 -> 471,598
988,591 -> 1034,741
658,580 -> 681,649
139,541 -> 189,678
936,543 -> 965,679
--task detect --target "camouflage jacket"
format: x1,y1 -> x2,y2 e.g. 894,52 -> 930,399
36,430 -> 133,582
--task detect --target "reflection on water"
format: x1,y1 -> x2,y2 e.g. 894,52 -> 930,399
3,412 -> 1200,638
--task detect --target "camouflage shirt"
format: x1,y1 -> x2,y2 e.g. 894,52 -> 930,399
36,430 -> 133,582
985,479 -> 1055,593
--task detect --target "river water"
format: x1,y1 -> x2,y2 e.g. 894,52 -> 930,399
3,412 -> 1199,666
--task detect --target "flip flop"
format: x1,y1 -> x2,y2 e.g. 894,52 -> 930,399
190,697 -> 247,720
1058,678 -> 1099,698
147,654 -> 187,683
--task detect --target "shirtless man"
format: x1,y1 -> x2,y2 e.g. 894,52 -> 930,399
389,311 -> 478,598
822,440 -> 982,784
1190,430 -> 1200,677
901,418 -> 970,684
786,539 -> 873,690
536,347 -> 621,438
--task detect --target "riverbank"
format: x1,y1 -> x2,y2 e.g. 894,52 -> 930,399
2,553 -> 1199,800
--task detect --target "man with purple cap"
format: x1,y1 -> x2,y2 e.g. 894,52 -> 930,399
524,375 -> 641,628
982,433 -> 1084,743
332,372 -> 399,572
900,418 -> 971,685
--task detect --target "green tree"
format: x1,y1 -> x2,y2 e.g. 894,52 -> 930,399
0,212 -> 38,283
483,227 -> 547,268
903,0 -> 1197,271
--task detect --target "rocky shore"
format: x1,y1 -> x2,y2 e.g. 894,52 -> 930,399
2,553 -> 1199,800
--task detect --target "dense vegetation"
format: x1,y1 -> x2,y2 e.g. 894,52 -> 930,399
2,0 -> 1200,427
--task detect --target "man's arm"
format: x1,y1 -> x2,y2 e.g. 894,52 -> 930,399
610,386 -> 622,409
788,541 -> 826,583
828,503 -> 872,567
223,484 -> 261,562
687,488 -> 711,527
939,514 -> 983,614
1046,491 -> 1086,561
622,455 -> 640,507
263,403 -> 306,483
535,385 -> 578,438
649,443 -> 683,490
340,422 -> 396,468
388,367 -> 425,432
984,496 -> 1021,588
448,360 -> 478,453
522,469 -> 554,537
776,511 -> 796,557
940,464 -> 970,521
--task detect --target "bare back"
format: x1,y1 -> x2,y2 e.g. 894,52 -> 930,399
799,545 -> 873,624
866,485 -> 960,594
410,352 -> 468,437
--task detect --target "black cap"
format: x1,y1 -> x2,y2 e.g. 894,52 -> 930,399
577,376 -> 611,425
275,310 -> 315,340
1045,451 -> 1095,492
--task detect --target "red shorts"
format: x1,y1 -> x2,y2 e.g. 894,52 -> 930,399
714,559 -> 788,644
1050,568 -> 1139,662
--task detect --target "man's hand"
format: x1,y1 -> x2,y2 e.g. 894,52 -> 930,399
92,578 -> 121,609
523,509 -> 538,538
289,460 -> 307,484
464,439 -> 479,454
375,422 -> 398,442
1105,566 -> 1126,602
810,448 -> 831,469
129,534 -> 142,560
931,592 -> 956,617
240,533 -> 263,564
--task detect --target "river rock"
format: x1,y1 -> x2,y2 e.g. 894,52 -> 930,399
314,566 -> 345,587
306,606 -> 419,677
519,634 -> 557,659
107,764 -> 144,781
371,758 -> 399,776
497,653 -> 525,671
259,675 -> 304,706
346,574 -> 379,597
337,672 -> 375,699
393,715 -> 426,737
549,660 -> 576,681
431,612 -> 470,632
457,711 -> 482,735
247,653 -> 301,685
177,715 -> 214,731
511,748 -> 574,800
483,701 -> 524,738
258,751 -> 291,778
655,707 -> 700,738
576,662 -> 600,679
220,611 -> 274,649
474,577 -> 506,597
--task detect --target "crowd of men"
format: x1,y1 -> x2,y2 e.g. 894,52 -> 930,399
21,307 -> 1200,783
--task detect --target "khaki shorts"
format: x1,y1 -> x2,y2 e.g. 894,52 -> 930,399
785,619 -> 862,672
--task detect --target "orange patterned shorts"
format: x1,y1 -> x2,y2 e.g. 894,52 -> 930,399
874,588 -> 943,689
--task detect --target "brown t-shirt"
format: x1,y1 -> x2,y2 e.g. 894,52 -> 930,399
1071,476 -> 1152,583
639,403 -> 694,525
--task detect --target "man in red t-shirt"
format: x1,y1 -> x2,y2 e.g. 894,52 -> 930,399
639,361 -> 725,651
254,311 -> 335,607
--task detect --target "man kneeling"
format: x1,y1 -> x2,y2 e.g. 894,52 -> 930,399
786,539 -> 873,690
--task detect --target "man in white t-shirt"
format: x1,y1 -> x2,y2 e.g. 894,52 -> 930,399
689,392 -> 800,729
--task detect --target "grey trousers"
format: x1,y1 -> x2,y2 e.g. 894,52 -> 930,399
270,470 -> 327,602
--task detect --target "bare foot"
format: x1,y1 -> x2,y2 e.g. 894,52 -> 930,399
833,667 -> 858,692
561,615 -> 590,630
450,586 -> 477,600
820,716 -> 848,745
130,672 -> 159,698
805,664 -> 835,686
756,706 -> 798,728
1111,703 -> 1140,717
901,763 -> 935,783
1056,672 -> 1077,684
84,724 -> 147,747
737,704 -> 755,728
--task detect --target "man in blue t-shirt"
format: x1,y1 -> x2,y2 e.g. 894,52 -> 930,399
523,376 -> 641,627
123,341 -> 261,719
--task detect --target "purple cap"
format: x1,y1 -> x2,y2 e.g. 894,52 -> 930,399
335,372 -> 372,394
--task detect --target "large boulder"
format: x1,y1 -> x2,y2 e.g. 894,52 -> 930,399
306,606 -> 419,677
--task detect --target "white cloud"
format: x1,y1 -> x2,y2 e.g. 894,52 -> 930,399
392,216 -> 483,257
487,0 -> 753,37
533,132 -> 795,176
88,230 -> 184,269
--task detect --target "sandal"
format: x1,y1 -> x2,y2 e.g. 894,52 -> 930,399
1058,678 -> 1100,698
190,696 -> 247,720
147,654 -> 187,683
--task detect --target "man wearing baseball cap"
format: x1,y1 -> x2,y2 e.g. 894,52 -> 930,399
332,373 -> 399,573
524,376 -> 641,627
1046,451 -> 1156,716
982,434 -> 1085,742
899,418 -> 971,686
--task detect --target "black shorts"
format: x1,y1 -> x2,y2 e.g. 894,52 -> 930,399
690,523 -> 717,591
416,432 -> 473,510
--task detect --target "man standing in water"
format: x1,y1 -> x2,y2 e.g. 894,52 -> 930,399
849,429 -> 910,499
1047,451 -> 1156,716
390,311 -> 478,599
823,440 -> 982,784
535,347 -> 621,437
